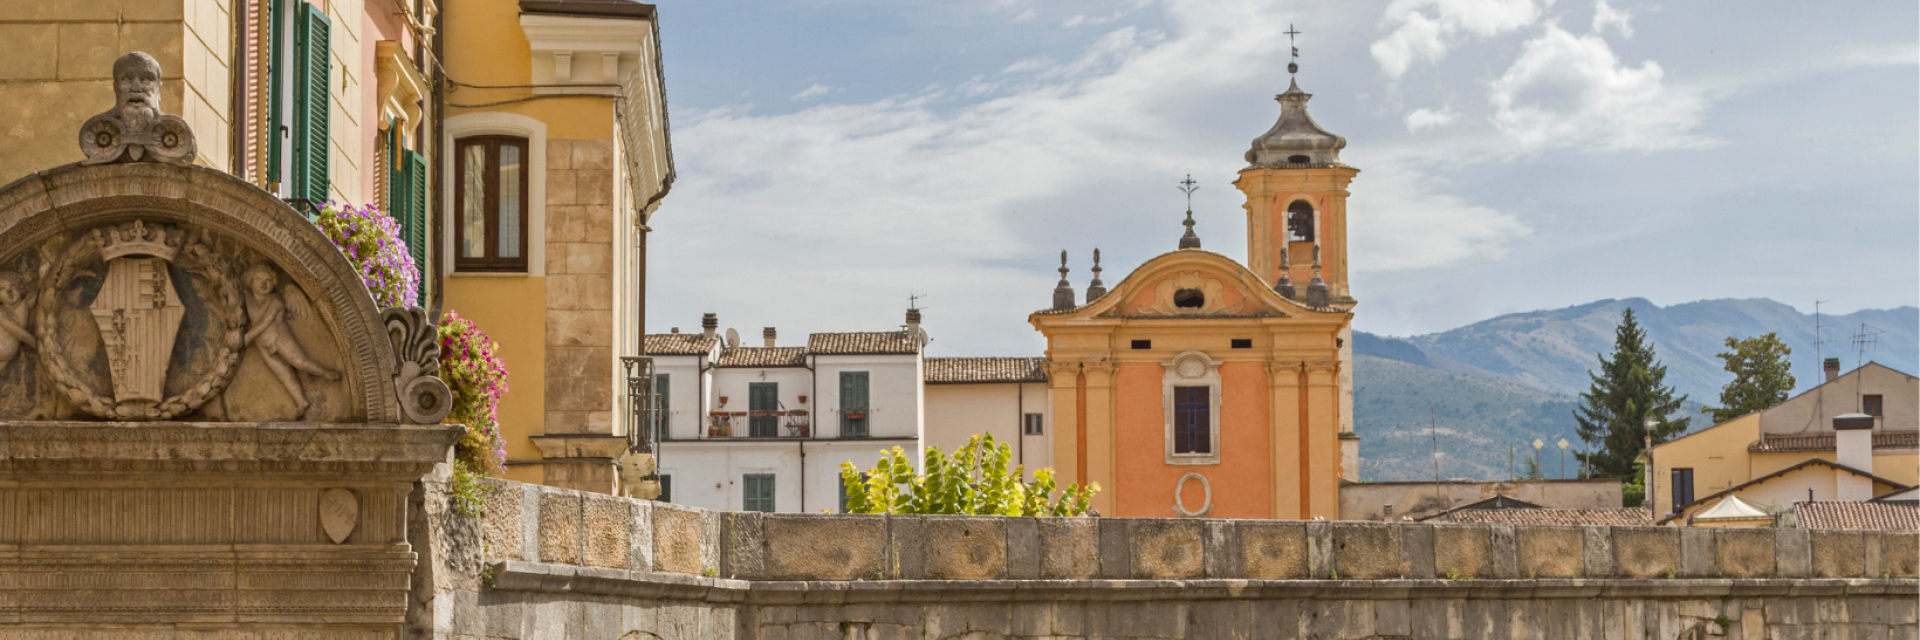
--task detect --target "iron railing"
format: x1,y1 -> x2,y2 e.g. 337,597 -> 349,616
620,356 -> 657,455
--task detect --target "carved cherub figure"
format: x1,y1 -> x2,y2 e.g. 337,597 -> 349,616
242,264 -> 338,417
0,272 -> 33,369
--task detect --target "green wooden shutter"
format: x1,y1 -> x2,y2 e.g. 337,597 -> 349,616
398,149 -> 429,302
291,1 -> 331,206
743,474 -> 775,512
653,374 -> 670,435
267,0 -> 285,187
840,372 -> 869,437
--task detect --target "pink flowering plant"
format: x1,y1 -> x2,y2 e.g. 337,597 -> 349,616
439,310 -> 508,476
312,200 -> 420,307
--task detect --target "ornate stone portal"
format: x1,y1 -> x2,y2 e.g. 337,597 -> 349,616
0,54 -> 461,637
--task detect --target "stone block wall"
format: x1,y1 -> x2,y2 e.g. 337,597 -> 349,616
412,477 -> 1920,640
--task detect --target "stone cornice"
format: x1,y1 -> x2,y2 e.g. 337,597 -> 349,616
0,421 -> 463,478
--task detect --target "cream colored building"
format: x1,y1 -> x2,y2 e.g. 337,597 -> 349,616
923,357 -> 1053,472
1650,361 -> 1917,524
439,0 -> 672,493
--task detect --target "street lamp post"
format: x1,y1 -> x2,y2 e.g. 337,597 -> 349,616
1557,438 -> 1570,479
1532,439 -> 1544,478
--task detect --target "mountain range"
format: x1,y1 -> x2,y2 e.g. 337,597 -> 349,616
1352,298 -> 1917,482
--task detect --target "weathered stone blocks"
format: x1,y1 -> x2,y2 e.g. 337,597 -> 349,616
1039,517 -> 1099,579
654,502 -> 719,575
1877,530 -> 1918,578
480,479 -> 533,562
1612,527 -> 1680,578
922,516 -> 1007,580
1330,522 -> 1402,580
537,488 -> 582,565
1239,521 -> 1308,579
1812,530 -> 1865,578
763,513 -> 886,580
1128,519 -> 1203,580
581,493 -> 630,569
1714,528 -> 1774,578
1433,525 -> 1491,580
1517,526 -> 1583,578
1776,528 -> 1812,577
719,510 -> 764,579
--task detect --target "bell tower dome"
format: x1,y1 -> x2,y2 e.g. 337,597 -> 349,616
1235,75 -> 1359,304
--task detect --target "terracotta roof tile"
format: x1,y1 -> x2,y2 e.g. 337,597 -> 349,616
1749,431 -> 1919,453
715,347 -> 807,368
1794,501 -> 1920,531
1439,508 -> 1653,526
644,333 -> 720,356
925,357 -> 1048,384
808,331 -> 919,355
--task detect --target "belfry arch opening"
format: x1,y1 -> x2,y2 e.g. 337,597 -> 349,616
1286,200 -> 1315,243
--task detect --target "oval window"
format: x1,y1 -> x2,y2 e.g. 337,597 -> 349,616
1287,154 -> 1311,164
1173,289 -> 1205,309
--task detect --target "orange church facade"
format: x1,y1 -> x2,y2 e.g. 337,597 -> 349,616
1031,76 -> 1359,520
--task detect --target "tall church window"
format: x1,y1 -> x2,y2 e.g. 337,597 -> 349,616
1287,200 -> 1315,243
1163,350 -> 1222,465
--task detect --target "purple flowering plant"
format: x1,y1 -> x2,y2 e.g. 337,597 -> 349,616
312,200 -> 420,308
439,310 -> 509,475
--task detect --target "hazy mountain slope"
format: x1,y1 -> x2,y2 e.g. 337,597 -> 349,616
1401,299 -> 1918,402
1351,354 -> 1582,482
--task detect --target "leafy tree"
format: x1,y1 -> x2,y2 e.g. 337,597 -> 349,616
1702,333 -> 1795,424
840,433 -> 1098,516
1573,308 -> 1690,479
1621,458 -> 1647,507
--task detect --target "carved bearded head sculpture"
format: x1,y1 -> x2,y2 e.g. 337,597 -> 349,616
112,53 -> 163,130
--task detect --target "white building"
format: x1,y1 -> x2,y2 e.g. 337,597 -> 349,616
648,311 -> 925,513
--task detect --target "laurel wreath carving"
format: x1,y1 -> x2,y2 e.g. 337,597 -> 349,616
35,225 -> 247,420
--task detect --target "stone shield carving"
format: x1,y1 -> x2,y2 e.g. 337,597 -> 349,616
36,221 -> 247,420
319,488 -> 359,544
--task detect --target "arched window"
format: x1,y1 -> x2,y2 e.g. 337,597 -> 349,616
1286,200 -> 1315,243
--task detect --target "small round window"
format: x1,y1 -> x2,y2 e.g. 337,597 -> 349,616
1173,289 -> 1206,309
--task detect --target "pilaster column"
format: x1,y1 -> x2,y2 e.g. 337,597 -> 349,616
1081,362 -> 1118,516
1268,360 -> 1306,520
1304,359 -> 1342,520
1044,361 -> 1083,489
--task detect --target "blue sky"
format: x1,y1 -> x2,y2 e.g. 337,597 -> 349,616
644,0 -> 1918,357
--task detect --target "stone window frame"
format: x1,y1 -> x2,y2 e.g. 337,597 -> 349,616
442,112 -> 548,277
1163,350 -> 1222,465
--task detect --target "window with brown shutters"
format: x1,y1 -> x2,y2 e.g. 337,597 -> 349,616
454,136 -> 531,272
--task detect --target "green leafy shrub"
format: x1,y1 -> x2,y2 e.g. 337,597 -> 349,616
839,433 -> 1098,516
439,310 -> 508,476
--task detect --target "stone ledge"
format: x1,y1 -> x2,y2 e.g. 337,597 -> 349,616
487,560 -> 1919,604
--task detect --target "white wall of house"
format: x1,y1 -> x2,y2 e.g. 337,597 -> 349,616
925,382 -> 1051,473
650,354 -> 712,441
657,439 -> 913,513
710,367 -> 814,434
813,355 -> 923,440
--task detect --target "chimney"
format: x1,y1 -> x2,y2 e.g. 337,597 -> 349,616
905,307 -> 921,331
763,327 -> 777,348
1833,413 -> 1875,500
702,313 -> 718,338
1824,358 -> 1841,383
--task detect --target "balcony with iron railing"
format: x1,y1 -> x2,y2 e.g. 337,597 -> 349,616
705,408 -> 811,439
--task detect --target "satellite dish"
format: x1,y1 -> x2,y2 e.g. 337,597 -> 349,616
909,326 -> 930,347
724,327 -> 740,348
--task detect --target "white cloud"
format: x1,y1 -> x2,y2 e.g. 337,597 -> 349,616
1488,24 -> 1712,152
1404,107 -> 1459,132
790,83 -> 832,101
1013,8 -> 1037,22
656,1 -> 1532,353
1061,15 -> 1086,28
1591,0 -> 1632,38
1371,0 -> 1546,78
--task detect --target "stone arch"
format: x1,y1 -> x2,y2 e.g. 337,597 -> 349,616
0,162 -> 413,423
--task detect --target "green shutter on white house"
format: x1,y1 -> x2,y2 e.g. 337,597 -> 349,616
840,372 -> 869,437
291,1 -> 331,207
743,474 -> 775,512
398,149 -> 428,302
267,0 -> 285,188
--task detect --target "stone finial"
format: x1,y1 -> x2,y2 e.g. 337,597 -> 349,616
1085,249 -> 1107,303
1275,247 -> 1296,299
1306,245 -> 1329,308
1178,210 -> 1201,250
1051,251 -> 1076,310
78,52 -> 196,166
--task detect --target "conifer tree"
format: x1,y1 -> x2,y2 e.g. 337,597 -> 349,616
1702,333 -> 1795,424
1572,308 -> 1690,479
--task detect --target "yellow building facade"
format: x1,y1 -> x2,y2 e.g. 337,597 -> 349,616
439,0 -> 671,493
1030,75 -> 1358,520
1651,362 -> 1918,524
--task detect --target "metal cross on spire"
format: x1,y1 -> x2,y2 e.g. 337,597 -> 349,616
1178,174 -> 1199,210
1177,175 -> 1202,250
1285,23 -> 1301,74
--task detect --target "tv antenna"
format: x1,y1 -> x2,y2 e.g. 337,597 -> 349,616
908,291 -> 927,310
1851,323 -> 1882,371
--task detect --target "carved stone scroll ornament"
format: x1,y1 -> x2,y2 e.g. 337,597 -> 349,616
77,52 -> 196,166
383,307 -> 452,424
36,222 -> 246,420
